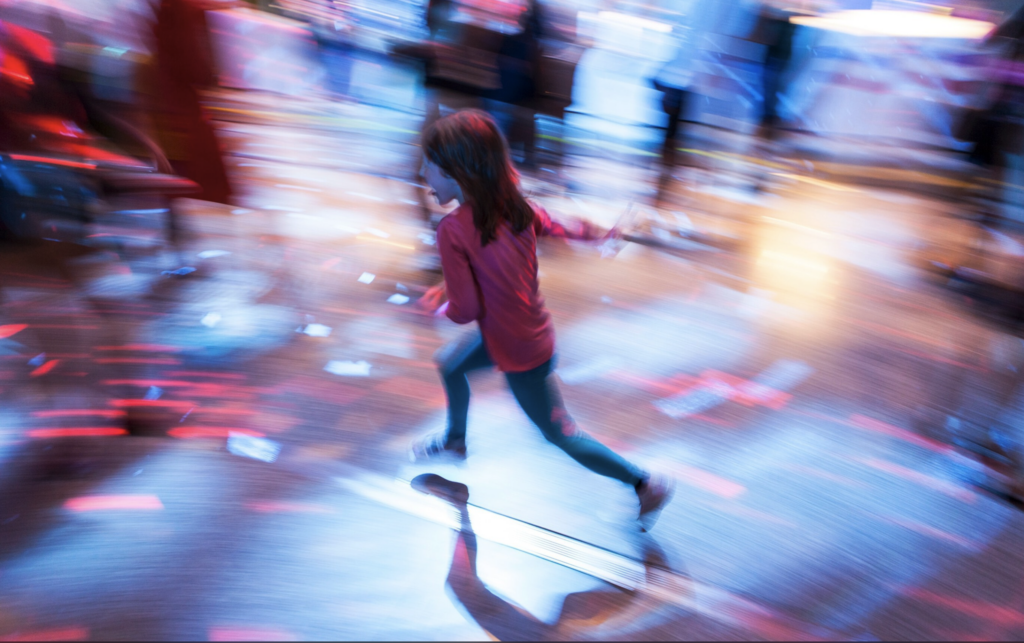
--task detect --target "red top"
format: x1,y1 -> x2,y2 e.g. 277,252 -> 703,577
436,203 -> 602,372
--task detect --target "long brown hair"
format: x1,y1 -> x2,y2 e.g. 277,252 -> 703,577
423,109 -> 534,246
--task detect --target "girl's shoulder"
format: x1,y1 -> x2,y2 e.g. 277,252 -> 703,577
437,203 -> 474,235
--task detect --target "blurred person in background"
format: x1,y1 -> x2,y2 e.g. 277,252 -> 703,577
529,0 -> 581,175
651,23 -> 697,170
653,0 -> 761,164
749,1 -> 799,145
930,6 -> 1024,501
44,7 -> 160,163
410,110 -> 674,530
745,0 -> 812,193
427,0 -> 454,40
485,0 -> 544,169
942,7 -> 1024,303
311,0 -> 356,101
960,6 -> 1024,230
403,0 -> 501,228
420,0 -> 502,121
148,0 -> 238,207
651,0 -> 758,202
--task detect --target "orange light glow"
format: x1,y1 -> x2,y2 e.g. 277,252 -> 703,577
64,495 -> 164,511
355,234 -> 416,250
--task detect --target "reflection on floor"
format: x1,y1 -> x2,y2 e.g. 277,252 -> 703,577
3,89 -> 1024,641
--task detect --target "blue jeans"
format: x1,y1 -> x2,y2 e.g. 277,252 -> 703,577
436,331 -> 646,486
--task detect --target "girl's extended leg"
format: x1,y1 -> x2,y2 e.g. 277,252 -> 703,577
436,330 -> 494,447
505,359 -> 646,485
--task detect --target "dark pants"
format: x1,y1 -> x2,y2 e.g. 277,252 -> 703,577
659,87 -> 689,166
320,39 -> 355,98
485,99 -> 537,167
437,331 -> 646,486
760,56 -> 789,141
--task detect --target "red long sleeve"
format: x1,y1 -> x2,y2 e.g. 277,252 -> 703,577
435,203 -> 557,373
436,218 -> 483,325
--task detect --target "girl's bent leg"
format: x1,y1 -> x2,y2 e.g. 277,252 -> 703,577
505,360 -> 646,486
436,331 -> 494,445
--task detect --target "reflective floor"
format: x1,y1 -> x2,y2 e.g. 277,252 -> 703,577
4,82 -> 1024,641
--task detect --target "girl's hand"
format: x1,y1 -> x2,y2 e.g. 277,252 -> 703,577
416,282 -> 448,314
600,224 -> 623,243
597,225 -> 627,258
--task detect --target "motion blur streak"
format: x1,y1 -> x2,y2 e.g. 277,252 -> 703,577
27,428 -> 128,438
63,496 -> 164,511
5,0 -> 1024,640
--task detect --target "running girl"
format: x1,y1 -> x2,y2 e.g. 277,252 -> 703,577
412,109 -> 673,530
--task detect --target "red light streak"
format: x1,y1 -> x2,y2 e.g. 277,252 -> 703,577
109,399 -> 197,409
103,379 -> 195,387
208,627 -> 297,642
25,325 -> 98,329
0,56 -> 32,86
0,324 -> 27,339
878,515 -> 980,550
0,627 -> 88,642
8,154 -> 96,170
246,501 -> 335,514
32,410 -> 127,418
64,495 -> 164,511
902,587 -> 1024,625
30,359 -> 59,377
7,24 -> 56,64
28,428 -> 127,438
849,414 -> 953,456
674,464 -> 746,499
857,457 -> 975,503
164,371 -> 246,379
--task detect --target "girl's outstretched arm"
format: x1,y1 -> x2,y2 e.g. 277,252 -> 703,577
532,205 -> 609,242
436,222 -> 482,324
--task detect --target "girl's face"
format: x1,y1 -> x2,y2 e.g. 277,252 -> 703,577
422,158 -> 464,206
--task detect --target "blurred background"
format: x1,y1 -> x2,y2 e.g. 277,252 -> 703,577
7,0 -> 1024,640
